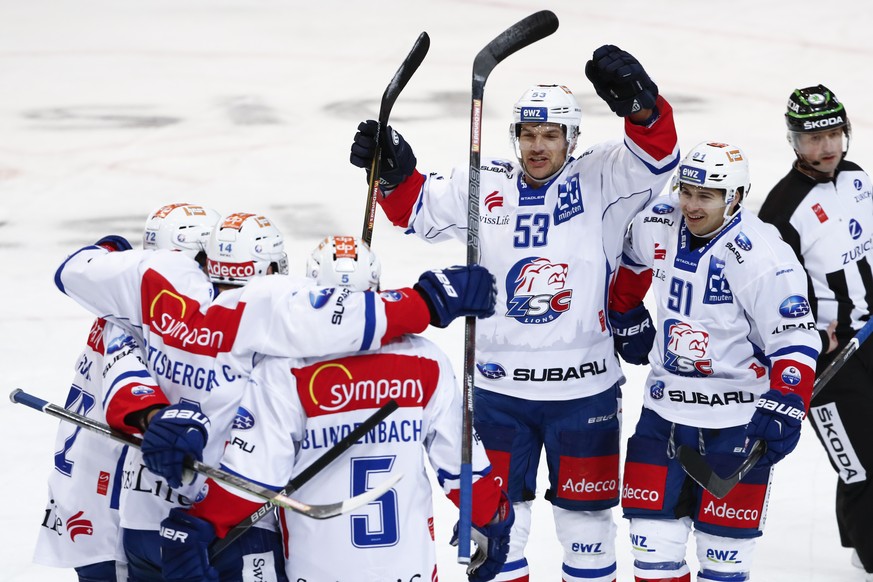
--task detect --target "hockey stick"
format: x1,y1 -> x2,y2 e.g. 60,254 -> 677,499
362,31 -> 430,246
209,398 -> 399,556
678,317 -> 873,498
459,9 -> 559,564
10,389 -> 401,519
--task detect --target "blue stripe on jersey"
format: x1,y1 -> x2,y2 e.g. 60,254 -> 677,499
54,245 -> 101,294
623,137 -> 680,175
218,463 -> 284,491
110,445 -> 129,510
562,560 -> 617,578
103,369 -> 153,408
699,569 -> 749,581
502,558 -> 529,573
434,466 -> 490,489
769,345 -> 819,360
361,292 -> 376,351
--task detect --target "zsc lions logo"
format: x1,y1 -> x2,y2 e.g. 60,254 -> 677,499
779,295 -> 811,318
652,203 -> 675,215
649,380 -> 665,400
232,407 -> 255,430
477,362 -> 506,380
663,319 -> 713,377
505,257 -> 572,324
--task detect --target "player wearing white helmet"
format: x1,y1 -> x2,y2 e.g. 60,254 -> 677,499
33,203 -> 219,582
609,143 -> 820,582
157,235 -> 514,582
351,44 -> 679,582
306,235 -> 381,291
759,85 -> 873,578
206,212 -> 288,286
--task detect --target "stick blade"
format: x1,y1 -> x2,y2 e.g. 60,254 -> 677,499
677,441 -> 764,499
275,472 -> 404,519
473,10 -> 559,79
379,32 -> 430,125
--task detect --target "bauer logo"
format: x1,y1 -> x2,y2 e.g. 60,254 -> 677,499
779,295 -> 811,318
679,165 -> 705,184
652,203 -> 675,215
233,406 -> 255,430
520,107 -> 547,121
477,362 -> 507,380
734,232 -> 752,251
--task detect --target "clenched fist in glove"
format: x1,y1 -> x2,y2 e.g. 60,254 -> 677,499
745,389 -> 806,468
141,402 -> 210,488
350,120 -> 417,187
415,265 -> 497,328
609,303 -> 655,365
585,44 -> 658,118
159,508 -> 219,582
451,491 -> 515,582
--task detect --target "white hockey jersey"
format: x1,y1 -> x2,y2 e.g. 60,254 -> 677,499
200,335 -> 496,582
379,96 -> 679,400
54,246 -> 432,530
620,198 -> 821,427
33,319 -> 128,568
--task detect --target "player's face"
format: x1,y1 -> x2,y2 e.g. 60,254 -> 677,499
518,123 -> 568,183
792,128 -> 845,176
678,184 -> 730,237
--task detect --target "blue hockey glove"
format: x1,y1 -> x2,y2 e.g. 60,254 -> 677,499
350,119 -> 417,187
451,491 -> 514,582
141,403 -> 209,489
159,508 -> 219,582
414,264 -> 496,328
584,44 -> 658,118
95,235 -> 133,252
609,304 -> 655,365
745,389 -> 805,468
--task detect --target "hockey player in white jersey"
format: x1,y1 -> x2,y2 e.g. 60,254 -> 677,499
758,85 -> 873,579
158,235 -> 514,582
608,143 -> 821,582
54,212 -> 496,581
33,203 -> 219,582
350,45 -> 679,582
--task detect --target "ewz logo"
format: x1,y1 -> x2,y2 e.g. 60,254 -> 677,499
505,257 -> 573,324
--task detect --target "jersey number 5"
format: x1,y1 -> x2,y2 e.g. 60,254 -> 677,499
350,456 -> 399,548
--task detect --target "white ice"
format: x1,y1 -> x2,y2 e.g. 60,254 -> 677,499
1,0 -> 871,580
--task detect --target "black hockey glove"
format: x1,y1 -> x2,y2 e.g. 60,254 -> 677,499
585,44 -> 658,118
159,508 -> 219,582
350,119 -> 417,187
609,304 -> 655,365
450,491 -> 514,582
745,389 -> 805,468
141,402 -> 210,489
414,265 -> 496,328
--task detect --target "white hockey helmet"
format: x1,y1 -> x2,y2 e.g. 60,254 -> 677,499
143,203 -> 220,257
206,212 -> 288,286
306,235 -> 381,292
509,84 -> 582,179
672,141 -> 750,235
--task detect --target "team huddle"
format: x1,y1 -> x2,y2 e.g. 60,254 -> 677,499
31,42 -> 873,582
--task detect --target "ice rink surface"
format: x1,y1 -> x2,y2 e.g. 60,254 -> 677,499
2,0 -> 872,579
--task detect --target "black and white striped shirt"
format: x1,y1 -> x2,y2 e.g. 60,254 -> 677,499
758,160 -> 873,346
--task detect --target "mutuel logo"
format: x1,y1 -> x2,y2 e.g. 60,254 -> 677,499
476,362 -> 507,380
520,106 -> 547,121
779,295 -> 811,318
679,165 -> 706,185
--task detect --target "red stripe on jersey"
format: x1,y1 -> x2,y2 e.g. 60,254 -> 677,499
377,170 -> 426,227
624,95 -> 677,162
446,474 -> 502,528
609,266 -> 653,313
105,381 -> 169,435
85,318 -> 106,353
770,359 -> 814,409
188,478 -> 264,539
382,287 -> 430,341
140,269 -> 243,356
294,352 -> 439,417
